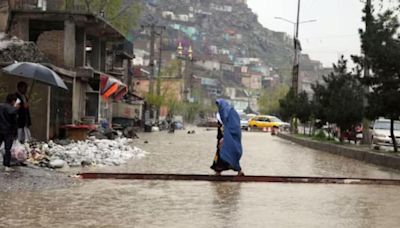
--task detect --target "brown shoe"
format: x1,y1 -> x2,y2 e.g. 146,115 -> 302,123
237,171 -> 245,176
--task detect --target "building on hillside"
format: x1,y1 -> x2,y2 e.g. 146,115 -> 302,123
133,74 -> 183,119
234,57 -> 261,66
299,54 -> 327,97
210,3 -> 233,12
225,87 -> 249,113
241,73 -> 262,90
194,59 -> 221,71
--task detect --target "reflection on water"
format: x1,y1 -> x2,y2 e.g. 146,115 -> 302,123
1,129 -> 400,227
211,183 -> 242,227
2,181 -> 399,228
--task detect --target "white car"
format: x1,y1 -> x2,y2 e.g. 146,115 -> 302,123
240,113 -> 256,130
370,119 -> 400,150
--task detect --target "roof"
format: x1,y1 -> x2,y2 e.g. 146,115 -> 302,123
8,9 -> 128,41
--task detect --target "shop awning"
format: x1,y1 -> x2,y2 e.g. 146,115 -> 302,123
98,73 -> 128,101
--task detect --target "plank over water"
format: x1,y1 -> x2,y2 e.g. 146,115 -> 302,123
77,173 -> 400,186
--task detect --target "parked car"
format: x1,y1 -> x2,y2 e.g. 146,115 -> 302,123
248,115 -> 290,130
370,118 -> 400,150
240,113 -> 256,130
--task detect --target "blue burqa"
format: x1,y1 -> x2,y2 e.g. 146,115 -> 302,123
216,99 -> 243,171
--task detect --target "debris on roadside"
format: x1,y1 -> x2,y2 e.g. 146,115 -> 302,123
25,137 -> 146,169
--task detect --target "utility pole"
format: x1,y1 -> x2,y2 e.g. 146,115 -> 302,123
142,23 -> 165,121
362,0 -> 372,144
292,0 -> 301,95
149,24 -> 155,95
156,27 -> 165,121
364,0 -> 371,82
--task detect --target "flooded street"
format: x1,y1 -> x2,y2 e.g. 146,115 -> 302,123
1,128 -> 400,227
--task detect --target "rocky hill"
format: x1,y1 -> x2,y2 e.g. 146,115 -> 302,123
134,0 -> 295,69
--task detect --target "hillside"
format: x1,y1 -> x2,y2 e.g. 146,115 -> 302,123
134,0 -> 295,69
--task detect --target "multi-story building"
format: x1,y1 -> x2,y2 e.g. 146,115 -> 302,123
0,0 -> 134,140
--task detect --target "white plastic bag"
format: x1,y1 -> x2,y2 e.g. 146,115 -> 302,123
0,142 -> 4,155
11,140 -> 28,162
18,127 -> 31,143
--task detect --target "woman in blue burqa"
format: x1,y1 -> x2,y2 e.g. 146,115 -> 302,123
210,99 -> 244,176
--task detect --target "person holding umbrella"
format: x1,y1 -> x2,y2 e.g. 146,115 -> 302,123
2,62 -> 69,142
15,81 -> 31,143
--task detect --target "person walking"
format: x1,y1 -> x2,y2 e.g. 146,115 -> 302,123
15,82 -> 31,143
0,94 -> 18,172
210,99 -> 244,176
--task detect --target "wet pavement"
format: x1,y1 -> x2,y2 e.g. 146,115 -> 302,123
0,164 -> 79,192
1,128 -> 400,227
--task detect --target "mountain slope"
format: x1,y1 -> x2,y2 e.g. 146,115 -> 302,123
135,0 -> 295,69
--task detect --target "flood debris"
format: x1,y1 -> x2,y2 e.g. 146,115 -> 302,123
25,137 -> 146,169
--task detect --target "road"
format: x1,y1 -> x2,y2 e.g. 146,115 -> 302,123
1,128 -> 400,228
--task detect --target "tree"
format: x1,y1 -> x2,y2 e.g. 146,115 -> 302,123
353,4 -> 400,151
258,84 -> 289,115
296,91 -> 312,135
279,88 -> 296,122
279,88 -> 300,133
279,88 -> 312,135
313,56 -> 364,142
68,0 -> 141,35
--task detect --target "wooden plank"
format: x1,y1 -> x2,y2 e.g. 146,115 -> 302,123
77,173 -> 400,186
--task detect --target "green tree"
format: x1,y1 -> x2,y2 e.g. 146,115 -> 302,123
311,83 -> 328,126
313,56 -> 364,142
144,60 -> 182,118
296,91 -> 312,135
258,84 -> 289,115
353,3 -> 400,151
279,88 -> 299,133
279,88 -> 312,134
68,0 -> 141,35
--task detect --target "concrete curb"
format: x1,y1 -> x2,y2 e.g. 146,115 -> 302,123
277,133 -> 400,170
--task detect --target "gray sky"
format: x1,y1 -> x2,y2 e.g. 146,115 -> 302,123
247,0 -> 366,67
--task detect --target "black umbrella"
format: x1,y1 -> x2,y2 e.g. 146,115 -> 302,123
2,62 -> 68,90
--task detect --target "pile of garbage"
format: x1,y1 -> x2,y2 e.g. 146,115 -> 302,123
27,137 -> 146,169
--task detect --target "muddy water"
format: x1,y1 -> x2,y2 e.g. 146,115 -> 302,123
1,129 -> 400,228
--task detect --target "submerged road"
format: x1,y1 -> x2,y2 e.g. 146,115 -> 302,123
1,128 -> 400,227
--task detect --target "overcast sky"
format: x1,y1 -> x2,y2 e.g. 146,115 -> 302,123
247,0 -> 366,67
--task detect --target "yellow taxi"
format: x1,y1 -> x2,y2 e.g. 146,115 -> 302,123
248,115 -> 288,129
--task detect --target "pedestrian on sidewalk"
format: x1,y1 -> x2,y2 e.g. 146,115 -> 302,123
0,94 -> 18,172
210,99 -> 244,176
15,81 -> 31,143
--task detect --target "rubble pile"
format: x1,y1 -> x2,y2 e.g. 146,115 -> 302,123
0,32 -> 47,63
28,137 -> 146,169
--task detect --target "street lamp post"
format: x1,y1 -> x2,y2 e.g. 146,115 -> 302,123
275,0 -> 316,133
274,14 -> 316,95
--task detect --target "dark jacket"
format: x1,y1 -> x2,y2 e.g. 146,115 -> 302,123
15,93 -> 31,128
0,103 -> 17,134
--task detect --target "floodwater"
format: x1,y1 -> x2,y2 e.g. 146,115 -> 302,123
1,129 -> 400,228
